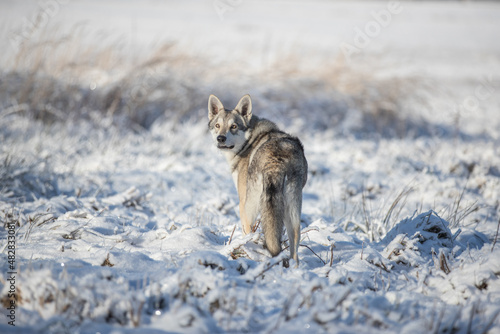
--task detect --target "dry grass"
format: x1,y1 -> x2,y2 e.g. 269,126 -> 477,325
0,153 -> 59,202
2,24 -> 207,129
440,181 -> 481,229
101,253 -> 115,267
261,53 -> 429,137
343,184 -> 414,242
1,21 -> 433,138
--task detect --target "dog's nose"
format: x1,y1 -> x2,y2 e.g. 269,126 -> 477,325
217,135 -> 226,143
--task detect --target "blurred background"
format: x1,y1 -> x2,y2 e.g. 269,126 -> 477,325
1,0 -> 499,138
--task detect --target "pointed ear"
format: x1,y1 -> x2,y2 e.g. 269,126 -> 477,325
235,94 -> 252,121
208,94 -> 224,120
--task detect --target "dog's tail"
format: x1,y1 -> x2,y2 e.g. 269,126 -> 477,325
261,172 -> 285,257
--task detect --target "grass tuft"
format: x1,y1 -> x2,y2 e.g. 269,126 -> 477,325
0,22 -> 439,139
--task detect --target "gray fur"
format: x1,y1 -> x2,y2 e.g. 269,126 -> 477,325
208,94 -> 308,266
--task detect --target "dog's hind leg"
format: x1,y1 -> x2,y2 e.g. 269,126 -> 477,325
284,176 -> 303,267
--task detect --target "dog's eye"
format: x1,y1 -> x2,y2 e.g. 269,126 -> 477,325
230,124 -> 238,130
215,123 -> 220,129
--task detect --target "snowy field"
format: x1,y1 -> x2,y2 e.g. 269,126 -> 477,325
1,0 -> 500,333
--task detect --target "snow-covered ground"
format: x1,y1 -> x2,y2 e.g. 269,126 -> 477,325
1,1 -> 500,333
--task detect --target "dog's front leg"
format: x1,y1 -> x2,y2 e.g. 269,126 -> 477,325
239,201 -> 252,234
237,168 -> 253,235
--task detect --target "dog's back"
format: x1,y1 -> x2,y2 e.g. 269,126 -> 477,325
240,118 -> 307,264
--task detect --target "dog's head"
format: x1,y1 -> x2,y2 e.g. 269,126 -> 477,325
208,94 -> 252,153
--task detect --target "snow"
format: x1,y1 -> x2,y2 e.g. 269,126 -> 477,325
1,0 -> 500,333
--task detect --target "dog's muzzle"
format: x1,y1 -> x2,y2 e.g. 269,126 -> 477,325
216,135 -> 234,149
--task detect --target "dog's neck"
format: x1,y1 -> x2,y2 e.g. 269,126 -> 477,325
223,149 -> 238,165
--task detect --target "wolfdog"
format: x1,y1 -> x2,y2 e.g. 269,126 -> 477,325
208,94 -> 308,266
